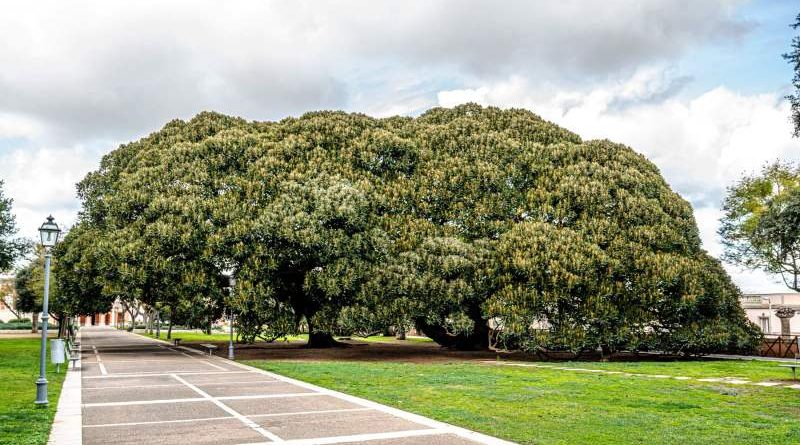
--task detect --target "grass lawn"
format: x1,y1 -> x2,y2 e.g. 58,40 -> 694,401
246,360 -> 800,445
0,337 -> 66,445
352,335 -> 433,344
534,358 -> 798,381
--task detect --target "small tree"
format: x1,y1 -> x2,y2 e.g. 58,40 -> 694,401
784,13 -> 800,137
720,162 -> 800,292
0,179 -> 28,272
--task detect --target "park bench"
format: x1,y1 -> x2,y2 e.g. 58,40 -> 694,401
779,364 -> 799,381
65,347 -> 80,369
199,343 -> 218,356
172,338 -> 182,347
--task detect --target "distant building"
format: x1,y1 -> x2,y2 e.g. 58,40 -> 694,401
0,273 -> 31,322
740,293 -> 800,336
77,298 -> 145,327
2,272 -> 146,328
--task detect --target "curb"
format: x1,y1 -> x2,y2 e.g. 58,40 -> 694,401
48,330 -> 82,445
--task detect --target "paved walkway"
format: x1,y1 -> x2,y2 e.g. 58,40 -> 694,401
76,327 -> 510,445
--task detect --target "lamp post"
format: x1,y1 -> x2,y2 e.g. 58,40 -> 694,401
35,215 -> 61,406
222,268 -> 236,360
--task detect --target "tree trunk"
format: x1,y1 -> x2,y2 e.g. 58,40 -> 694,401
304,317 -> 344,348
2,297 -> 20,319
57,315 -> 65,339
31,314 -> 38,333
395,325 -> 406,340
414,305 -> 490,351
167,318 -> 173,340
599,344 -> 612,361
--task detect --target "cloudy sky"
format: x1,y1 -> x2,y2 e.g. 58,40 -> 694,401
1,0 -> 799,292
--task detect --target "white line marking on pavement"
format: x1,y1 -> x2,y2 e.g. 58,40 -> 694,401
92,346 -> 108,375
194,379 -> 280,386
83,384 -> 185,390
82,379 -> 279,390
82,370 -> 253,379
82,397 -> 207,407
239,429 -> 449,445
82,393 -> 325,407
159,344 -> 227,371
246,408 -> 372,419
170,373 -> 285,443
216,393 -> 323,401
84,416 -> 233,428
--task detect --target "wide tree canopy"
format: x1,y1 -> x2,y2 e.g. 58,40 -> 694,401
60,104 -> 759,354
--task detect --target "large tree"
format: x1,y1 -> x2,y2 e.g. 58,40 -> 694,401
61,104 -> 759,353
720,162 -> 800,292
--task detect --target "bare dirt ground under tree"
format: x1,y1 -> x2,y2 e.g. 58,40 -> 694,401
187,338 -> 705,364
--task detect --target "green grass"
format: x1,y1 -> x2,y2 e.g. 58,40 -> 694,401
351,335 -> 433,344
0,338 -> 66,445
246,360 -> 800,445
540,358 -> 798,381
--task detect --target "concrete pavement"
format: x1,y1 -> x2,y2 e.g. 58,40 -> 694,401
75,326 -> 512,445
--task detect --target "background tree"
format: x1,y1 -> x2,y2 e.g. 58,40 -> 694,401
16,247 -> 65,334
0,179 -> 28,272
54,223 -> 114,319
720,162 -> 800,292
784,13 -> 800,137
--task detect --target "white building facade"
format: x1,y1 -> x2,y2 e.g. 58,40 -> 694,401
740,293 -> 800,336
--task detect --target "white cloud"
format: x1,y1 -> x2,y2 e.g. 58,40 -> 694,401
0,144 -> 100,241
0,0 -> 790,294
0,0 -> 748,142
437,69 -> 800,292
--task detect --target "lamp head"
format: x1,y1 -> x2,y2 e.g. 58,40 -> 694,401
38,215 -> 61,249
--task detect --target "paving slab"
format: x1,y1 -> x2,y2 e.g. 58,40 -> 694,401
83,418 -> 265,445
82,375 -> 178,388
253,409 -> 428,440
337,434 -> 481,445
181,372 -> 277,385
226,394 -> 363,416
102,362 -> 227,374
82,400 -> 229,425
82,385 -> 199,403
200,381 -> 314,398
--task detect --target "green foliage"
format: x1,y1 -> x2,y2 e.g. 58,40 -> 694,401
784,13 -> 800,137
60,104 -> 757,354
0,179 -> 28,272
720,162 -> 800,292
